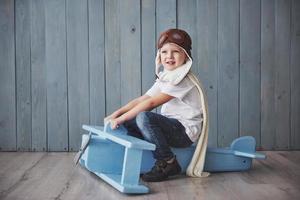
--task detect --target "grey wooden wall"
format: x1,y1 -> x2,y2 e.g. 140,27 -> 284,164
0,0 -> 299,152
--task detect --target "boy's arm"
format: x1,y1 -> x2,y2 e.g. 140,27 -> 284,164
110,93 -> 174,129
104,95 -> 150,122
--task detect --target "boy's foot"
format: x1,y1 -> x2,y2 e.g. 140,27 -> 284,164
141,157 -> 181,182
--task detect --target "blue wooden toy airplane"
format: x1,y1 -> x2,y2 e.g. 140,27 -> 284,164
74,124 -> 266,194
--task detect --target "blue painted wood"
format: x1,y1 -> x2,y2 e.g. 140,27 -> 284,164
45,0 -> 68,151
95,172 -> 149,193
218,0 -> 239,147
291,0 -> 300,149
84,134 -> 125,173
88,0 -> 106,126
0,0 -> 16,151
82,125 -> 155,150
261,0 -> 276,150
16,0 -> 32,151
239,0 -> 261,145
206,135 -> 266,172
141,0 -> 156,94
196,0 -> 218,147
67,0 -> 90,151
155,0 -> 176,114
1,0 -> 300,151
233,151 -> 266,159
274,0 -> 291,149
105,0 -> 121,115
178,0 -> 198,74
81,125 -> 155,193
79,125 -> 265,193
120,0 -> 141,105
121,148 -> 142,185
156,0 -> 176,34
31,0 -> 47,151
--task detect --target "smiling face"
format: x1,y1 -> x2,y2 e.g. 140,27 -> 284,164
160,43 -> 187,71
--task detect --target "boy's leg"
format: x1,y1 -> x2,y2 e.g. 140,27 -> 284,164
135,111 -> 193,182
123,118 -> 144,139
136,111 -> 192,160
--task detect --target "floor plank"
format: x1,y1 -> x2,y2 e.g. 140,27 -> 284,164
0,151 -> 299,200
0,152 -> 46,197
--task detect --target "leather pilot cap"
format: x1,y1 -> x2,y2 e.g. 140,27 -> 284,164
157,28 -> 192,58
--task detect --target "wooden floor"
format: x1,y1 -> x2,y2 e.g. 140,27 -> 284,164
0,152 -> 299,200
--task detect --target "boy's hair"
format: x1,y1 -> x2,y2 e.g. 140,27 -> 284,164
157,29 -> 192,58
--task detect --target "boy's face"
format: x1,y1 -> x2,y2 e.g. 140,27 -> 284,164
160,43 -> 187,71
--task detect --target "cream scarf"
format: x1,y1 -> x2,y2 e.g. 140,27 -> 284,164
186,72 -> 210,177
156,46 -> 210,177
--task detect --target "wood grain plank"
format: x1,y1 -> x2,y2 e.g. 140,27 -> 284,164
120,0 -> 141,105
141,0 -> 156,94
0,153 -> 76,200
88,0 -> 106,126
1,0 -> 300,151
155,0 -> 177,114
177,0 -> 198,74
274,0 -> 291,149
0,0 -> 16,151
15,0 -> 32,151
239,0 -> 261,145
0,152 -> 299,199
66,0 -> 89,151
31,0 -> 47,151
156,0 -> 177,34
291,0 -> 300,150
0,152 -> 45,199
105,0 -> 121,115
242,152 -> 300,198
45,0 -> 68,151
261,0 -> 276,150
217,0 -> 240,147
59,165 -> 137,200
195,0 -> 218,147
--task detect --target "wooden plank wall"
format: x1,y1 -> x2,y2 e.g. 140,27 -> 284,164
0,0 -> 16,151
0,0 -> 299,151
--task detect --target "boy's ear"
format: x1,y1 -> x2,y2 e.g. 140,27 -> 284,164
185,56 -> 189,62
155,50 -> 161,65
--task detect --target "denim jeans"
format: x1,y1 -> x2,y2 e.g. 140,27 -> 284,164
123,111 -> 193,160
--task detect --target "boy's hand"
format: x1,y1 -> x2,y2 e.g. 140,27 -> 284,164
104,113 -> 118,125
110,118 -> 120,129
104,116 -> 112,125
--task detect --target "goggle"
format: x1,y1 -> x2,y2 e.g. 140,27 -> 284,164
158,30 -> 190,48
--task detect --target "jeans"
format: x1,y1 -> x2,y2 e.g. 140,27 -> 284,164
123,111 -> 193,160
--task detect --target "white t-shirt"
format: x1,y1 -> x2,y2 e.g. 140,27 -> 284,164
145,77 -> 203,142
